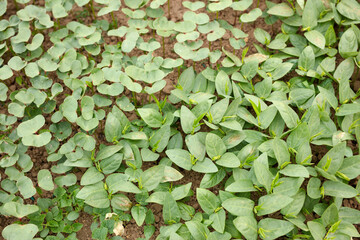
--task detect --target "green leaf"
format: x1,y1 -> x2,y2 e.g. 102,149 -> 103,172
325,25 -> 337,47
336,103 -> 360,116
253,153 -> 273,193
337,0 -> 360,21
2,202 -> 39,218
257,194 -> 293,216
163,192 -> 181,224
178,66 -> 195,92
81,96 -> 94,120
185,221 -> 209,240
258,218 -> 294,240
0,65 -> 13,80
280,164 -> 309,178
321,203 -> 339,226
106,174 -> 141,194
302,0 -> 318,29
233,215 -> 258,240
17,115 -> 45,137
8,56 -> 26,71
298,46 -> 315,71
222,197 -> 254,216
254,28 -> 271,45
272,138 -> 290,167
206,133 -> 226,160
141,165 -> 164,191
318,86 -> 338,109
338,155 -> 360,180
304,30 -> 325,49
215,70 -> 232,97
180,105 -> 198,134
200,169 -> 226,188
150,125 -> 170,153
16,176 -> 36,199
2,224 -> 38,240
138,108 -> 163,128
37,169 -> 54,191
196,188 -> 220,214
339,28 -> 358,58
165,149 -> 192,170
225,179 -> 257,193
131,205 -> 147,226
240,8 -> 262,23
317,142 -> 346,175
192,157 -> 218,173
54,174 -> 77,187
80,167 -> 104,185
208,0 -> 232,11
96,144 -> 123,161
210,208 -> 226,233
308,221 -> 326,240
183,1 -> 205,11
22,132 -> 52,147
323,180 -> 357,198
267,3 -> 294,17
216,152 -> 240,168
0,0 -> 7,17
339,207 -> 360,224
273,101 -> 299,129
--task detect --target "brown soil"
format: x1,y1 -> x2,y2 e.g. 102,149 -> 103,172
1,0 -> 359,239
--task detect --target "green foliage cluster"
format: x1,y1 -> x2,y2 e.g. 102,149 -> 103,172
0,0 -> 360,239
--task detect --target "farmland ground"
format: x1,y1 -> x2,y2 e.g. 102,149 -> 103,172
0,0 -> 359,239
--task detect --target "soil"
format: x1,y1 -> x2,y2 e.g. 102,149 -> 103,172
0,0 -> 359,239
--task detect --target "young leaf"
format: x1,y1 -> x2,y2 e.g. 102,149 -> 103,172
196,188 -> 220,214
206,133 -> 226,160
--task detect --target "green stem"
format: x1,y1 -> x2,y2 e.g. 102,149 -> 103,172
56,19 -> 60,30
216,11 -> 219,20
111,12 -> 118,28
90,0 -> 96,20
168,0 -> 171,19
132,92 -> 137,107
240,22 -> 244,30
13,0 -> 18,10
257,0 -> 260,8
162,36 -> 165,58
209,41 -> 211,51
177,66 -> 181,79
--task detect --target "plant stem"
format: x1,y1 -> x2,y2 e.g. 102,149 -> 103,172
13,0 -> 18,10
90,0 -> 96,20
132,92 -> 137,107
177,66 -> 181,79
240,22 -> 244,30
209,41 -> 211,51
233,12 -> 238,26
162,36 -> 165,58
257,0 -> 260,7
56,19 -> 60,30
168,0 -> 171,19
111,12 -> 118,28
216,11 -> 219,20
